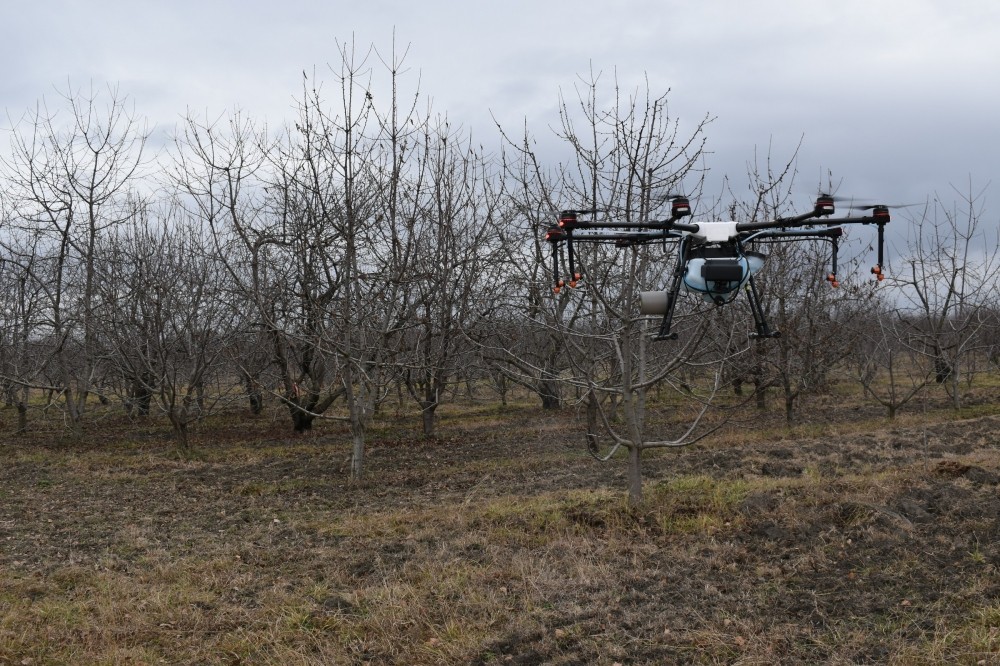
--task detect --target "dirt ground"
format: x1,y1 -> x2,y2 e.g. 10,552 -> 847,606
1,401 -> 999,664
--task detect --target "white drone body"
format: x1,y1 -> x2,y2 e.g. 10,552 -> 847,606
677,222 -> 767,302
638,221 -> 768,312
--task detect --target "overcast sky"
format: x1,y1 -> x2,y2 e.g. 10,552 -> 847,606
3,0 -> 999,226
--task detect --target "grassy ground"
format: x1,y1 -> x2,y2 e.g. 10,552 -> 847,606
1,388 -> 999,664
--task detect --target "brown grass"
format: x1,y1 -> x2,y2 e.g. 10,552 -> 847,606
1,383 -> 1000,663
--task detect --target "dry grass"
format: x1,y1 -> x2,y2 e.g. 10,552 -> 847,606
2,382 -> 1000,663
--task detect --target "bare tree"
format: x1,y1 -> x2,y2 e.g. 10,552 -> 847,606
278,40 -> 424,477
721,156 -> 881,422
500,72 -> 716,503
0,212 -> 50,432
753,239 -> 875,421
891,183 -> 1000,409
97,202 -> 238,452
399,119 -> 504,436
1,83 -> 148,426
850,300 -> 934,419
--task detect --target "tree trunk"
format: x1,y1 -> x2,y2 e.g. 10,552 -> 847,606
168,411 -> 191,454
128,376 -> 152,417
585,390 -> 600,454
420,402 -> 437,437
16,402 -> 28,434
291,407 -> 315,432
538,379 -> 561,409
627,445 -> 643,505
242,372 -> 264,415
350,419 -> 365,479
248,389 -> 263,415
755,386 -> 768,411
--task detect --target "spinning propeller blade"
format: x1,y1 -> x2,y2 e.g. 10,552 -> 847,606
850,203 -> 922,211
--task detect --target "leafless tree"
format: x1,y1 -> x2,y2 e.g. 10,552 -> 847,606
889,182 -> 1000,409
499,72 -> 717,503
850,299 -> 934,419
399,119 -> 505,436
722,155 -> 879,422
97,202 -> 238,452
1,83 -> 148,426
279,40 -> 424,477
764,241 -> 875,421
484,130 -> 573,410
0,207 -> 50,432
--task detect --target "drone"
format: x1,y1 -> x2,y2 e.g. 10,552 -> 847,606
543,194 -> 894,341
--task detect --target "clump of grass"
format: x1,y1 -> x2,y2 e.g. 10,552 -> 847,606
891,603 -> 1000,664
642,475 -> 751,534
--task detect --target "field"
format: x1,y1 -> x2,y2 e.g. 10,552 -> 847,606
2,387 -> 1000,665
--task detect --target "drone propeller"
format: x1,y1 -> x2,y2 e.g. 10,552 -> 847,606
652,190 -> 687,199
813,192 -> 881,216
843,203 -> 920,281
850,203 -> 922,211
555,208 -> 605,232
816,193 -> 868,203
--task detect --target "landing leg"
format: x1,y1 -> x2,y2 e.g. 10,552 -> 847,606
746,275 -> 779,339
655,243 -> 688,341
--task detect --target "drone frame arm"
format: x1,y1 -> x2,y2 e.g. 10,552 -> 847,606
553,243 -> 561,290
743,226 -> 845,244
735,210 -> 888,232
546,206 -> 695,292
569,229 -> 686,245
871,221 -> 886,280
735,208 -> 828,232
744,226 -> 846,288
568,218 -> 700,234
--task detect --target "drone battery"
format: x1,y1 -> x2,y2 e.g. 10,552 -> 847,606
701,259 -> 744,282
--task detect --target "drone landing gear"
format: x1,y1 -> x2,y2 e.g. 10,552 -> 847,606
653,285 -> 681,340
656,328 -> 679,341
746,275 -> 779,340
653,240 -> 689,341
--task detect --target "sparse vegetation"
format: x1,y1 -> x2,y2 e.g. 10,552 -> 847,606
2,378 -> 999,664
